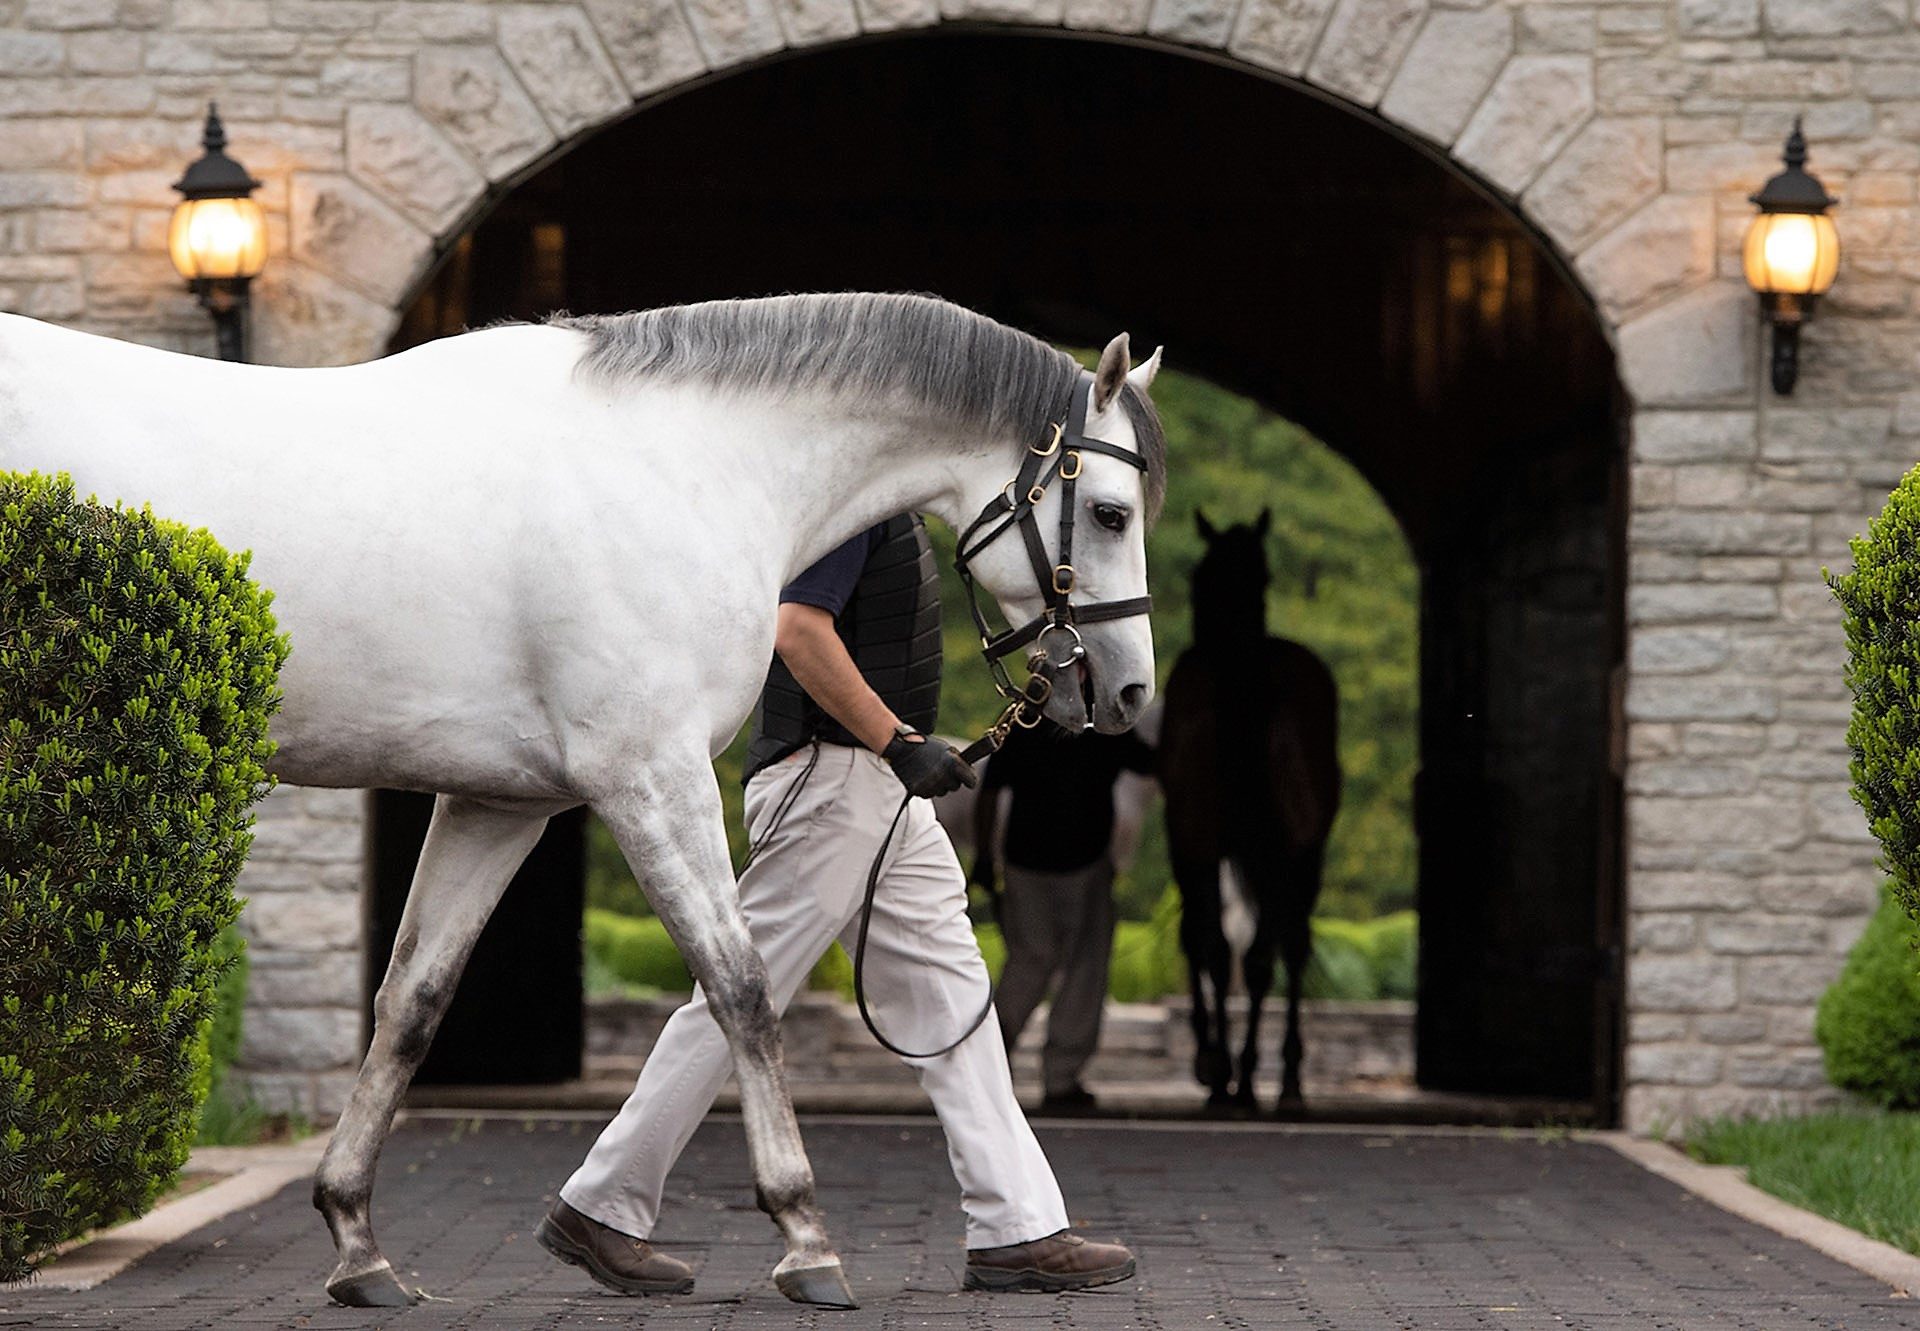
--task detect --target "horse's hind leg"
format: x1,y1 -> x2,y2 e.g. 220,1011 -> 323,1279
593,758 -> 852,1309
1274,892 -> 1313,1108
313,795 -> 548,1307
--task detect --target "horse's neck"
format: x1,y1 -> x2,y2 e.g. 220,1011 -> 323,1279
1192,601 -> 1268,651
712,395 -> 996,579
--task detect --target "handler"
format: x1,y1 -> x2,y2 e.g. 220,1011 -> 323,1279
972,719 -> 1155,1112
543,514 -> 1137,1297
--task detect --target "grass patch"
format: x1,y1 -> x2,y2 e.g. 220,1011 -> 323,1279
1686,1112 -> 1920,1255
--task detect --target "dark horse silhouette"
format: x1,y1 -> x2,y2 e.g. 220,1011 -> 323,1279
1160,509 -> 1342,1109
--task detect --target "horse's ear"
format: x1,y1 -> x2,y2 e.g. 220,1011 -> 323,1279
1255,507 -> 1272,538
1093,333 -> 1131,412
1196,509 -> 1216,542
1127,345 -> 1163,394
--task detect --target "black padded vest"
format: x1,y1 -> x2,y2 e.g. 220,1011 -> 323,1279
743,514 -> 943,781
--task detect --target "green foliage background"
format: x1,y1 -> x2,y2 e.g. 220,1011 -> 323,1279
586,892 -> 1418,1003
588,362 -> 1419,926
0,473 -> 286,1281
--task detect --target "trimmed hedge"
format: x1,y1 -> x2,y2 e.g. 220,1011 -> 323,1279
584,908 -> 857,997
585,892 -> 1418,1005
0,473 -> 286,1282
1833,468 -> 1920,913
1815,887 -> 1920,1108
584,909 -> 693,993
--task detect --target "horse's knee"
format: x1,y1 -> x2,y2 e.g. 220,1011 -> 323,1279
706,969 -> 779,1055
371,962 -> 459,1063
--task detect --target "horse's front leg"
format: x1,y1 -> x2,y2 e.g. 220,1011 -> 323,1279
1237,943 -> 1275,1108
593,755 -> 854,1310
314,795 -> 549,1306
1182,937 -> 1234,1103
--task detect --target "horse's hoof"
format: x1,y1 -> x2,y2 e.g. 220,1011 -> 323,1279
327,1261 -> 414,1307
774,1260 -> 859,1309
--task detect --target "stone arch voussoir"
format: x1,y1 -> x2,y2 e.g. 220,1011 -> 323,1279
268,1 -> 1686,397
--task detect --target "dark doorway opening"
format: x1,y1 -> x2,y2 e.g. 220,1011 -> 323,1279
368,794 -> 587,1085
381,30 -> 1626,1119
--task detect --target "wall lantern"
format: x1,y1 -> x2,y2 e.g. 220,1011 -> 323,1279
1743,117 -> 1840,396
169,104 -> 266,363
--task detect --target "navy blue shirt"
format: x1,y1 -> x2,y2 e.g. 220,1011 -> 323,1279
781,524 -> 886,616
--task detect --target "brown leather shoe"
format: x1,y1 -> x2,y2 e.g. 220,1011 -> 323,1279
964,1229 -> 1136,1292
536,1199 -> 695,1295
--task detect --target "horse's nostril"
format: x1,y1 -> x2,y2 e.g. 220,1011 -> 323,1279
1120,682 -> 1149,714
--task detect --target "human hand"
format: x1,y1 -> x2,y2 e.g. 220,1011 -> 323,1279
883,732 -> 978,798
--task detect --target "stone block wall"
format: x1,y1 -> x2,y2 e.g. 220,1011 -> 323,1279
232,786 -> 367,1116
1,0 -> 1917,1126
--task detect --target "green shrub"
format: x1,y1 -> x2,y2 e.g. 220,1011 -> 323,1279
1304,919 -> 1381,1000
1107,886 -> 1188,1002
584,909 -> 693,992
1834,469 -> 1920,913
1816,887 -> 1920,1107
193,925 -> 264,1147
200,925 -> 248,1090
1372,912 -> 1417,999
0,472 -> 285,1282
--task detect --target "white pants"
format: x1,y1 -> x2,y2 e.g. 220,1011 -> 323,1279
560,743 -> 1070,1250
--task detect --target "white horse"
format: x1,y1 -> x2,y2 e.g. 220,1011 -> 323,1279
0,293 -> 1164,1308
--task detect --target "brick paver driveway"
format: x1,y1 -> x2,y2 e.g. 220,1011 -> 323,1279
8,1115 -> 1919,1329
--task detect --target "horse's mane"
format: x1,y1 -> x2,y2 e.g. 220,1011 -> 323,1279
548,293 -> 1165,521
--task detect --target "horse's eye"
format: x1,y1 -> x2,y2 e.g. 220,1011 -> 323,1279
1093,502 -> 1130,533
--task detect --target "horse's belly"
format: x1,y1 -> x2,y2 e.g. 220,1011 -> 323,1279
246,576 -> 562,795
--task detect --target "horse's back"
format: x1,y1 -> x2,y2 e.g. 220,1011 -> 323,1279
0,314 -> 725,795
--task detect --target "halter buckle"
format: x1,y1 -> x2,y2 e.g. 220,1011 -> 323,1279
1059,449 -> 1082,480
1029,421 -> 1063,458
1051,563 -> 1076,595
1027,482 -> 1048,506
1016,671 -> 1051,724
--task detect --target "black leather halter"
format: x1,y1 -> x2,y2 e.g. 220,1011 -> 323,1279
951,372 -> 1153,758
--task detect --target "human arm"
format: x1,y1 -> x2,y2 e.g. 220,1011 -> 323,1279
773,601 -> 975,798
774,602 -> 905,753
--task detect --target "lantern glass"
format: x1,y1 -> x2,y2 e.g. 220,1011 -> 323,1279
167,195 -> 267,282
1742,211 -> 1839,298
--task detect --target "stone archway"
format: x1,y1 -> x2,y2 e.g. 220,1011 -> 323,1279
368,27 -> 1632,1114
158,1 -> 1888,1132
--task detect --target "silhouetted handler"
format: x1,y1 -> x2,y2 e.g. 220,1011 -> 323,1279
972,720 -> 1154,1112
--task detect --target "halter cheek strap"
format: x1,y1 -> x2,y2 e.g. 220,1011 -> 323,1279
952,372 -> 1153,758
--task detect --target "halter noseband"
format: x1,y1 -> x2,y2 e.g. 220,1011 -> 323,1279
952,372 -> 1153,753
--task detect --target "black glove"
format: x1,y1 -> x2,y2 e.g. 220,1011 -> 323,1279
883,732 -> 978,798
